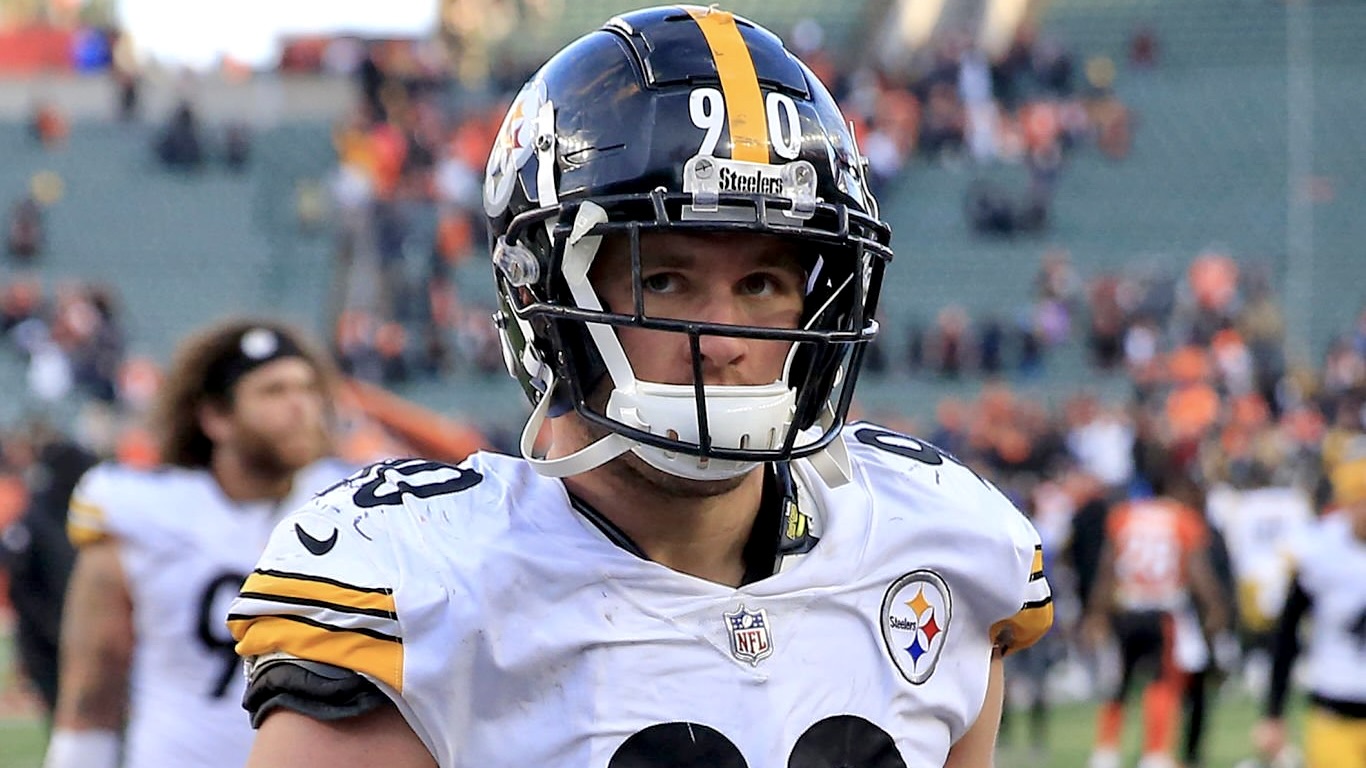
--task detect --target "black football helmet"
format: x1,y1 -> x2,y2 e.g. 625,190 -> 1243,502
485,5 -> 892,482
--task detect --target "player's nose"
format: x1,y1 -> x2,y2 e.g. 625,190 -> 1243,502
692,295 -> 749,376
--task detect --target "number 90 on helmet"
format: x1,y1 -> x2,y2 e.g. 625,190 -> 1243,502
485,5 -> 894,483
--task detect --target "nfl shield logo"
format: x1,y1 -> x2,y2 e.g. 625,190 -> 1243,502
724,605 -> 773,665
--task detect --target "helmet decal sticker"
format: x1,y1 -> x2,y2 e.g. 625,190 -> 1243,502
484,78 -> 547,217
689,87 -> 805,162
686,7 -> 768,162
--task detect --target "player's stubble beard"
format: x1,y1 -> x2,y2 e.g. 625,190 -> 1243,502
234,419 -> 328,484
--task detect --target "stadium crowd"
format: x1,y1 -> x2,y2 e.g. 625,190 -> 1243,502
316,20 -> 1133,385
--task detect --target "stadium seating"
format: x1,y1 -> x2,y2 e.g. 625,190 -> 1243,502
492,0 -> 885,67
1042,0 -> 1366,68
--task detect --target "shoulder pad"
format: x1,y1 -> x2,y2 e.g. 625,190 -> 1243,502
67,462 -> 170,547
842,422 -> 997,494
309,458 -> 486,515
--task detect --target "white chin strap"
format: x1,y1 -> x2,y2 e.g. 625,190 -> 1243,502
516,374 -> 788,482
519,375 -> 633,479
606,379 -> 794,481
518,374 -> 852,487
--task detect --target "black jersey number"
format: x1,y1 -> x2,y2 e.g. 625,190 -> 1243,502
196,571 -> 248,698
853,426 -> 990,487
607,716 -> 906,767
350,459 -> 483,508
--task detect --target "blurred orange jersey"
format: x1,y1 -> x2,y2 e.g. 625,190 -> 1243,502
1107,497 -> 1208,611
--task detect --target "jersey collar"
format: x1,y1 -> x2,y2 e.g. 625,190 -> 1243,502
567,462 -> 820,585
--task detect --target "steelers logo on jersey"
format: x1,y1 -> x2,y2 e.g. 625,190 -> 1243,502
881,569 -> 953,685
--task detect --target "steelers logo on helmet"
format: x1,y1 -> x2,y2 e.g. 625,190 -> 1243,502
881,570 -> 953,685
240,328 -> 280,359
484,78 -> 547,217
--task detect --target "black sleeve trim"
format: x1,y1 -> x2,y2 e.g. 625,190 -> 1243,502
1265,573 -> 1313,718
243,658 -> 388,729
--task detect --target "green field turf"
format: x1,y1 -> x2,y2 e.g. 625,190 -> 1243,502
0,691 -> 1303,768
1,629 -> 1304,768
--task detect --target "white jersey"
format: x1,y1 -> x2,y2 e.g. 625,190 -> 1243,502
1293,512 -> 1366,705
68,458 -> 354,768
230,424 -> 1053,767
1208,485 -> 1314,631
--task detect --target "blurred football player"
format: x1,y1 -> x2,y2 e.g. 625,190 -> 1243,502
1083,469 -> 1229,768
1253,442 -> 1366,768
43,319 -> 353,768
229,7 -> 1054,767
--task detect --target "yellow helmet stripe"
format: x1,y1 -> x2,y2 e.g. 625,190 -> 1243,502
685,6 -> 768,162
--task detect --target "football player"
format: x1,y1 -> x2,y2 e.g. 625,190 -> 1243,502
230,7 -> 1054,767
44,319 -> 353,768
1253,443 -> 1366,768
1082,468 -> 1230,768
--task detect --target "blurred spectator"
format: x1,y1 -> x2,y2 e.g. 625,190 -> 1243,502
1,439 -> 99,720
1016,314 -> 1046,377
1035,247 -> 1084,307
111,29 -> 141,122
1175,249 -> 1240,345
1087,274 -> 1126,370
978,316 -> 1006,375
28,100 -> 68,149
155,101 -> 205,171
1123,317 -> 1162,374
1129,25 -> 1160,69
919,81 -> 966,160
1065,394 -> 1136,493
862,118 -> 906,194
1238,270 -> 1287,408
356,44 -> 387,120
1083,57 -> 1132,161
965,179 -> 1048,237
1033,38 -> 1075,97
71,26 -> 111,72
959,46 -> 999,163
1165,346 -> 1222,456
927,305 -> 974,379
223,122 -> 251,172
905,320 -> 926,372
7,194 -> 45,263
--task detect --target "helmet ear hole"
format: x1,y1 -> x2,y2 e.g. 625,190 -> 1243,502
789,344 -> 848,430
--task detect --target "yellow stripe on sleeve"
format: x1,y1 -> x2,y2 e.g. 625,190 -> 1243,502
240,570 -> 396,617
67,499 -> 110,547
992,599 -> 1055,655
230,614 -> 403,693
1030,545 -> 1044,577
686,6 -> 768,162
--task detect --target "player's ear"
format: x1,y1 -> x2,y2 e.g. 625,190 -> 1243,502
197,399 -> 233,444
